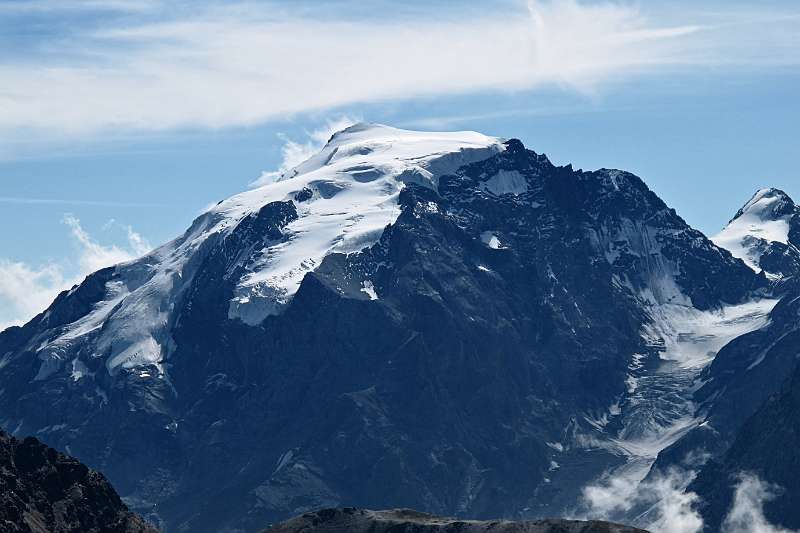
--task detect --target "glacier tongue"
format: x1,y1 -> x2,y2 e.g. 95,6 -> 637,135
34,123 -> 505,376
579,297 -> 778,525
641,298 -> 778,370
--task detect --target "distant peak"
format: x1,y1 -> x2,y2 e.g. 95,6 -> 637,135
338,121 -> 384,133
749,187 -> 792,204
732,187 -> 796,222
331,121 -> 386,137
713,187 -> 798,273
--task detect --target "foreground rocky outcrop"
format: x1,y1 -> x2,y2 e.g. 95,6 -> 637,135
263,508 -> 648,533
264,507 -> 646,533
0,430 -> 156,533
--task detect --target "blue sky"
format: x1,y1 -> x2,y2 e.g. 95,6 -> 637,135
0,0 -> 799,327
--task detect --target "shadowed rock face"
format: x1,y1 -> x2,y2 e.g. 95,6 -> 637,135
0,431 -> 156,533
688,332 -> 800,532
262,508 -> 648,533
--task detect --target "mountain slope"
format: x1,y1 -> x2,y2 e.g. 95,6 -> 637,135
263,508 -> 648,533
659,190 -> 800,449
0,430 -> 155,533
642,190 -> 800,531
691,354 -> 800,532
0,124 -> 769,532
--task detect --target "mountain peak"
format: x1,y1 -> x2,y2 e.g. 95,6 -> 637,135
22,124 -> 508,378
274,123 -> 504,187
732,187 -> 796,222
713,187 -> 799,274
328,121 -> 391,137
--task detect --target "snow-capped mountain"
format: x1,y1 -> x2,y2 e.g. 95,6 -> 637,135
712,188 -> 800,279
0,124 -> 782,532
31,124 -> 505,380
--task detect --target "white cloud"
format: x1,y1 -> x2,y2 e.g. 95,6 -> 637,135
0,197 -> 165,208
251,115 -> 361,187
0,261 -> 68,330
723,474 -> 798,533
580,467 -> 800,533
3,0 -> 797,138
63,214 -> 150,272
580,467 -> 703,533
581,467 -> 642,517
0,216 -> 150,330
0,0 -> 159,14
646,474 -> 704,533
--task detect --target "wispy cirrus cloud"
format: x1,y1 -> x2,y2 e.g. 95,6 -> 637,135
0,197 -> 166,208
63,214 -> 151,273
0,0 -> 159,14
251,115 -> 361,187
3,0 -> 798,141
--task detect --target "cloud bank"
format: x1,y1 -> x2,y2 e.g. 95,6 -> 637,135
2,0 -> 798,138
581,467 -> 799,533
723,474 -> 799,533
581,467 -> 703,533
0,217 -> 150,330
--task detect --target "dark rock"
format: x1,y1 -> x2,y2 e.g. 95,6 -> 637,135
0,430 -> 156,533
262,508 -> 648,533
690,363 -> 800,532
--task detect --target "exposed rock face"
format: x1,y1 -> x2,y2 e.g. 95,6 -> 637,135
659,282 -> 800,532
689,361 -> 800,532
262,508 -> 648,533
0,430 -> 156,533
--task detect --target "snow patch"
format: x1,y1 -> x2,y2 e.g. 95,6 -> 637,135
70,358 -> 91,382
479,169 -> 528,196
361,280 -> 378,300
480,231 -> 504,250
